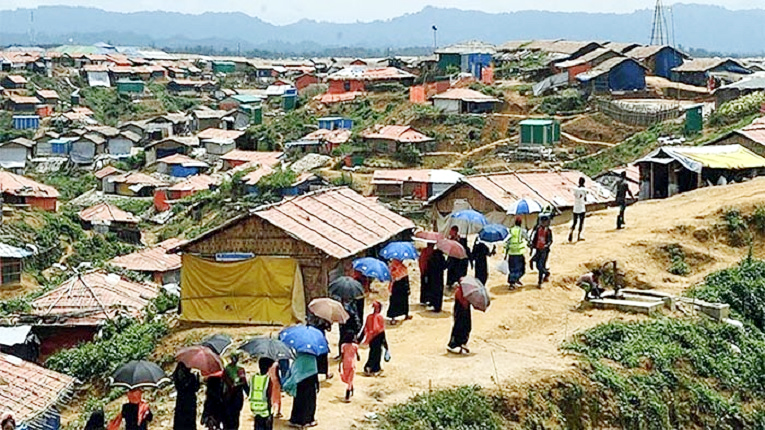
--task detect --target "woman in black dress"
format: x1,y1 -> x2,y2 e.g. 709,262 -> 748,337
447,285 -> 472,354
307,313 -> 333,380
172,362 -> 200,430
118,389 -> 153,430
201,375 -> 225,430
386,259 -> 411,323
426,249 -> 446,312
361,301 -> 388,375
471,239 -> 495,285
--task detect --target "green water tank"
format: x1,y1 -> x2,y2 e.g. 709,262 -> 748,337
685,105 -> 703,135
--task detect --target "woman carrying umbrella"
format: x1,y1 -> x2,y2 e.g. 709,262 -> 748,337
447,284 -> 472,354
284,353 -> 320,428
172,362 -> 200,430
446,226 -> 471,289
202,375 -> 225,430
307,312 -> 334,381
387,259 -> 412,324
85,408 -> 105,430
361,301 -> 388,376
425,248 -> 446,312
471,238 -> 495,286
222,353 -> 249,430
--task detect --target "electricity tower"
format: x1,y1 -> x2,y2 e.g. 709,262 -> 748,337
649,0 -> 669,45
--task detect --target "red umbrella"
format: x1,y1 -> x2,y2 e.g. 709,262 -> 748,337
436,238 -> 468,259
176,346 -> 224,377
415,231 -> 445,242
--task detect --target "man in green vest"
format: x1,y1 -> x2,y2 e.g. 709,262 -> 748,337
504,216 -> 528,289
249,358 -> 273,430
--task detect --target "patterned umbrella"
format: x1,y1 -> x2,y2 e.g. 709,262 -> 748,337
506,198 -> 544,215
380,241 -> 418,261
110,360 -> 170,390
308,298 -> 350,324
176,346 -> 224,377
460,276 -> 491,312
279,325 -> 330,356
435,238 -> 468,259
352,257 -> 391,281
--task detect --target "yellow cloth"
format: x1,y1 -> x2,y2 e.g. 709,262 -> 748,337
181,254 -> 306,325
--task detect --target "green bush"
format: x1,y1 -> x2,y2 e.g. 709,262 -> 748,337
380,386 -> 501,430
710,92 -> 765,126
258,168 -> 297,192
666,244 -> 690,276
539,89 -> 586,115
392,144 -> 422,166
114,199 -> 153,216
46,319 -> 169,381
30,171 -> 97,202
69,233 -> 138,267
690,259 -> 765,330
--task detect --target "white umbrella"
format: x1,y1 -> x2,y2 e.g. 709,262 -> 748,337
506,198 -> 544,215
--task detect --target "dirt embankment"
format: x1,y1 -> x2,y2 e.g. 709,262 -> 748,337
562,113 -> 646,144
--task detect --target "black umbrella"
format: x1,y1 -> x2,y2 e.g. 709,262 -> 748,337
328,276 -> 364,300
110,360 -> 170,390
201,334 -> 233,355
239,337 -> 295,361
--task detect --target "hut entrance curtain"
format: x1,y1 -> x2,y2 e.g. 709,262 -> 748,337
181,254 -> 306,325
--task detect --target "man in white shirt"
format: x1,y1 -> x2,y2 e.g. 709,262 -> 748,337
569,177 -> 588,242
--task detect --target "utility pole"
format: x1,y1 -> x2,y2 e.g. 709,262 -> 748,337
432,25 -> 438,53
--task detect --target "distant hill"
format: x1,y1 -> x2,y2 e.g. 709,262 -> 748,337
1,4 -> 764,56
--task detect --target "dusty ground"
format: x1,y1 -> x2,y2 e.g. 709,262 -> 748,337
561,113 -> 646,144
66,178 -> 765,429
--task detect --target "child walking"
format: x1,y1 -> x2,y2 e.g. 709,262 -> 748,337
339,332 -> 360,402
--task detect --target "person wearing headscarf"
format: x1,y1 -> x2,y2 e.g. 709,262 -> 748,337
222,353 -> 249,430
201,375 -> 225,430
361,301 -> 388,376
1,413 -> 15,430
447,284 -> 472,354
172,362 -> 200,430
337,299 -> 361,358
339,331 -> 360,402
110,389 -> 153,430
471,238 -> 495,286
284,353 -> 320,428
265,358 -> 282,419
84,408 -> 105,430
418,242 -> 435,305
425,248 -> 446,312
386,259 -> 411,324
446,226 -> 471,288
351,269 -> 370,322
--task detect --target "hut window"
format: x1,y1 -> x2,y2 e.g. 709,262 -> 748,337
1,258 -> 22,285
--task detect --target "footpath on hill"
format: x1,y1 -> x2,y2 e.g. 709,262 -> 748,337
82,178 -> 765,430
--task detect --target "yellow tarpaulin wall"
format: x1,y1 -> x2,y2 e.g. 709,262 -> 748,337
181,254 -> 306,325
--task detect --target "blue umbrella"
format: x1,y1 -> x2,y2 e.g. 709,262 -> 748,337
507,198 -> 543,215
478,224 -> 509,243
353,257 -> 391,281
380,241 -> 418,261
449,209 -> 488,233
278,325 -> 329,357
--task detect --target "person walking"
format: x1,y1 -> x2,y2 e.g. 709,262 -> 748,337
471,239 -> 495,286
362,301 -> 388,376
418,242 -> 435,305
386,259 -> 412,324
249,358 -> 274,430
284,353 -> 320,428
172,362 -> 200,430
425,248 -> 446,312
446,226 -> 470,288
110,389 -> 153,430
307,313 -> 333,381
616,171 -> 635,230
266,358 -> 282,419
446,284 -> 472,354
530,214 -> 553,288
222,353 -> 249,430
569,177 -> 588,242
85,408 -> 106,430
339,332 -> 360,402
505,216 -> 527,289
201,375 -> 225,430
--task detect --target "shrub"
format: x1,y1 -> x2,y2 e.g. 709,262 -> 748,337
392,144 -> 422,166
46,319 -> 169,381
114,198 -> 153,216
665,244 -> 690,276
540,89 -> 586,115
380,386 -> 501,430
690,259 -> 765,330
710,92 -> 765,126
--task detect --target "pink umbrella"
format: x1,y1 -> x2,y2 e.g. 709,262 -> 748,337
436,238 -> 468,259
308,298 -> 350,324
414,231 -> 445,242
176,346 -> 224,377
460,276 -> 491,312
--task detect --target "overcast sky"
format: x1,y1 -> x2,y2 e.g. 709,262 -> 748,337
1,1 -> 764,24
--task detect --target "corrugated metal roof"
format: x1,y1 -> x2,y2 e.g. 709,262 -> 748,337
79,202 -> 139,224
167,174 -> 219,192
5,75 -> 27,84
672,58 -> 743,73
363,125 -> 434,143
302,129 -> 351,145
109,239 -> 184,273
192,109 -> 230,119
30,271 -> 159,326
431,88 -> 499,102
373,169 -> 463,185
35,90 -> 59,99
576,57 -> 644,81
8,95 -> 40,105
327,66 -> 415,81
0,242 -> 33,259
197,128 -> 245,141
3,137 -> 35,148
109,172 -> 169,187
435,40 -> 496,55
94,166 -> 124,180
221,150 -> 283,166
626,45 -> 687,60
556,48 -> 621,68
439,170 -> 613,211
0,171 -> 59,198
157,153 -> 209,168
181,188 -> 415,259
0,352 -> 76,424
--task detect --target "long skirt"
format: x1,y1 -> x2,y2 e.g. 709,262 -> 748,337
387,277 -> 410,319
419,272 -> 429,305
446,258 -> 461,286
254,415 -> 273,430
507,255 -> 525,284
474,259 -> 488,286
289,375 -> 319,426
355,297 -> 365,326
430,277 -> 444,312
448,302 -> 472,349
173,393 -> 197,430
364,332 -> 386,373
316,353 -> 329,375
222,390 -> 244,430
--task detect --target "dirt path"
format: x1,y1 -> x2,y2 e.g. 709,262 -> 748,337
445,137 -> 512,169
83,179 -> 765,430
561,131 -> 616,147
